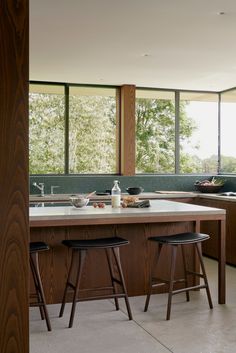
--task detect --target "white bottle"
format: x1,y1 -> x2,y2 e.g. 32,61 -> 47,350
111,180 -> 121,208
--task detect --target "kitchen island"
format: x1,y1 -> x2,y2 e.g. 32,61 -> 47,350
30,200 -> 226,304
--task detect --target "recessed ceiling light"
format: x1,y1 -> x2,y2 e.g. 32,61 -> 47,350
142,54 -> 150,57
217,11 -> 226,15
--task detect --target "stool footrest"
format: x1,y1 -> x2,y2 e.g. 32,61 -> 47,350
152,277 -> 187,286
30,302 -> 46,307
187,270 -> 204,278
172,284 -> 207,295
75,293 -> 127,302
67,285 -> 116,294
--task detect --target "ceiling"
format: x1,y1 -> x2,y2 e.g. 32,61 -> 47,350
30,0 -> 236,92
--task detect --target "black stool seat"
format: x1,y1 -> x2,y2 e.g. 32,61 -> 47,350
30,241 -> 49,253
149,232 -> 209,245
62,237 -> 129,249
144,232 -> 213,320
59,236 -> 132,328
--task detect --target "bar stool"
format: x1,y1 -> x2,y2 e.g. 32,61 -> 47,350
144,232 -> 213,320
59,237 -> 133,328
30,242 -> 51,331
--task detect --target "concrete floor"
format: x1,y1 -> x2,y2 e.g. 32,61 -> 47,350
30,258 -> 236,353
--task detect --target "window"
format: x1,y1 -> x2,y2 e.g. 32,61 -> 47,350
179,92 -> 218,174
220,89 -> 236,173
29,82 -> 225,176
69,86 -> 117,174
29,84 -> 118,175
135,90 -> 219,174
29,84 -> 65,174
135,89 -> 175,173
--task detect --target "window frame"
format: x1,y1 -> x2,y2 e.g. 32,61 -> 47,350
29,81 -> 236,176
29,81 -> 120,176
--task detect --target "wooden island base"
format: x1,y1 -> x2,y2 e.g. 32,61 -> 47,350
30,200 -> 226,304
31,221 -> 198,304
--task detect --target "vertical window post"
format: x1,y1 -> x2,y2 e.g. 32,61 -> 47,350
65,84 -> 69,174
175,91 -> 180,174
120,85 -> 136,175
218,93 -> 221,174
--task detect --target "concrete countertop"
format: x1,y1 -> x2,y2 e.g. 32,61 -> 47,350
29,191 -> 236,204
30,199 -> 225,224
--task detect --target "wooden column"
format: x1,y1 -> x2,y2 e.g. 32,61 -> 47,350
120,85 -> 136,175
0,1 -> 29,353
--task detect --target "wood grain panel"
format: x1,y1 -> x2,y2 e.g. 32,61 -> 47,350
120,85 -> 136,175
0,1 -> 29,352
195,198 -> 236,265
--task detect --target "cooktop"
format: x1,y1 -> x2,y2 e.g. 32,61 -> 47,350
220,192 -> 236,197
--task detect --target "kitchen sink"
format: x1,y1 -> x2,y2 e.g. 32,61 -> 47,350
30,202 -> 71,207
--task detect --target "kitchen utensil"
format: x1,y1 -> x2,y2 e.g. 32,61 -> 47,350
126,187 -> 144,195
85,191 -> 96,198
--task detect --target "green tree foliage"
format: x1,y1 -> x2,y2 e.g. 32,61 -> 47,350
221,156 -> 236,173
136,98 -> 175,173
29,91 -> 236,175
136,99 -> 199,173
69,95 -> 116,173
29,92 -> 116,174
29,93 -> 65,174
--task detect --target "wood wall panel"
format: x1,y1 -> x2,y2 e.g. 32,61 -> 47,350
195,198 -> 236,265
120,85 -> 136,175
0,1 -> 29,352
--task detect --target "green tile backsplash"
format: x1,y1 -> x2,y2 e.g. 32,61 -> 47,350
29,174 -> 232,195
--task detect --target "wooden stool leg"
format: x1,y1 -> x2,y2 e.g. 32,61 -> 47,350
30,252 -> 51,331
144,243 -> 163,312
195,243 -> 213,309
69,249 -> 87,328
112,247 -> 133,320
59,249 -> 76,318
105,248 -> 119,310
166,245 -> 177,320
30,254 -> 44,320
181,245 -> 190,302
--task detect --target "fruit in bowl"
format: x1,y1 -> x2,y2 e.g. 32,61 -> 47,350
194,177 -> 225,193
70,197 -> 89,208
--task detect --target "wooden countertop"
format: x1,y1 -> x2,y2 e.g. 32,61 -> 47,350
29,199 -> 225,227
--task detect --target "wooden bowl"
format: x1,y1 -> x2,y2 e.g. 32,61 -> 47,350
126,187 -> 144,195
194,184 -> 223,193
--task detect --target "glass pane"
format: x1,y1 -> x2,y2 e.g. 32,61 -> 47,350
69,86 -> 117,174
179,92 -> 218,174
221,89 -> 236,173
136,89 -> 175,173
29,84 -> 65,174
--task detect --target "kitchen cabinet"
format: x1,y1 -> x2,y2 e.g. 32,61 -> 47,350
194,198 -> 236,266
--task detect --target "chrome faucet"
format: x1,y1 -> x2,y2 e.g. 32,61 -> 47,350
50,185 -> 60,195
33,182 -> 45,197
